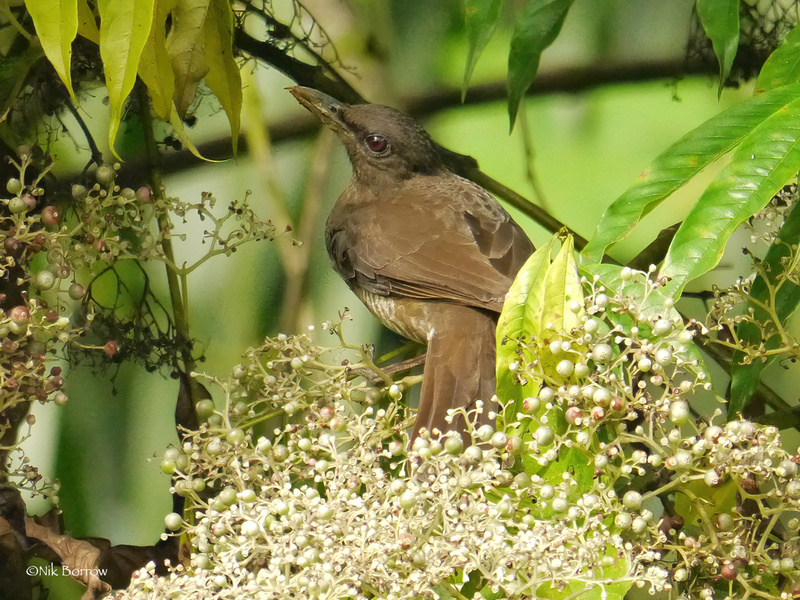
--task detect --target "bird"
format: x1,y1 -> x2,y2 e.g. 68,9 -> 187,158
290,86 -> 534,440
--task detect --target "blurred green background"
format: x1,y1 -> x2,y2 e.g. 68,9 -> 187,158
18,1 -> 787,595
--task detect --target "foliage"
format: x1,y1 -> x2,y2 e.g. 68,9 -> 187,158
3,1 -> 800,600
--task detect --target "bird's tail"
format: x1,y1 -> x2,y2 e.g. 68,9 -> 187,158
413,306 -> 498,441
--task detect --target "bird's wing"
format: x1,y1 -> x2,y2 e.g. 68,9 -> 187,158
326,175 -> 534,313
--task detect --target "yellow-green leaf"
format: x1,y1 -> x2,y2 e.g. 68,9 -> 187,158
24,0 -> 79,100
203,0 -> 241,154
97,0 -> 156,159
139,0 -> 178,120
541,234 -> 583,336
756,24 -> 800,92
166,0 -> 211,116
77,0 -> 99,43
496,234 -> 558,423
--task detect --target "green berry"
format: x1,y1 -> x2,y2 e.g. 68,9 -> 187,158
35,270 -> 56,290
96,165 -> 115,186
6,178 -> 22,195
164,512 -> 183,531
8,197 -> 27,213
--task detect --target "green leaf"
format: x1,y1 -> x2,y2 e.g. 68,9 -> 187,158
728,198 -> 800,416
506,0 -> 574,131
139,0 -> 178,121
674,477 -> 737,531
166,0 -> 211,117
580,84 -> 800,264
541,234 -> 583,336
462,0 -> 503,101
536,544 -> 631,600
97,0 -> 156,159
581,263 -> 711,380
77,0 -> 99,43
660,95 -> 800,299
757,24 -> 800,92
496,234 -> 557,420
696,0 -> 740,96
24,0 -> 79,100
203,0 -> 242,154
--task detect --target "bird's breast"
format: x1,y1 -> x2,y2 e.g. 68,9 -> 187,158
353,287 -> 433,343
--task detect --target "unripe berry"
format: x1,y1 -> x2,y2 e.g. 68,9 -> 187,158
476,424 -> 494,442
535,425 -> 554,446
35,270 -> 56,290
464,445 -> 483,463
444,436 -> 463,455
556,359 -> 574,377
622,490 -> 642,510
591,343 -> 613,363
96,164 -> 115,186
669,400 -> 690,424
490,431 -> 508,449
655,347 -> 673,366
164,512 -> 183,531
522,396 -> 540,414
653,319 -> 672,336
8,197 -> 27,213
72,184 -> 88,200
66,280 -> 85,298
6,178 -> 22,195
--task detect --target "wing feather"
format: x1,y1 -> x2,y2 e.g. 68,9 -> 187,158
326,174 -> 533,313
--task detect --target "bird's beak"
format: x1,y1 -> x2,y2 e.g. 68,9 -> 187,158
289,86 -> 349,131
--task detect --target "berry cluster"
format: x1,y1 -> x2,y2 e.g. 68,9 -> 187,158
111,279 -> 800,599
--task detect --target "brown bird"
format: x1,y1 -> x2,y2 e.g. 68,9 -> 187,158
290,86 -> 534,439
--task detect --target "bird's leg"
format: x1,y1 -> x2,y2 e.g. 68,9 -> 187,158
377,353 -> 426,376
349,342 -> 427,386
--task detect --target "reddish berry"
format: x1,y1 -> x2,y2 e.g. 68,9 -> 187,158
135,186 -> 153,203
9,306 -> 29,324
41,205 -> 61,226
104,341 -> 119,356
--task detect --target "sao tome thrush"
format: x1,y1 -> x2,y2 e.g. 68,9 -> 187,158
290,86 -> 534,439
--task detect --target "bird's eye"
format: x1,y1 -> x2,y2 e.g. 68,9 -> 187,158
365,134 -> 388,154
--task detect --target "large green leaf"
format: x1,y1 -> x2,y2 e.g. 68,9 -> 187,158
728,198 -> 800,417
757,24 -> 800,92
541,234 -> 583,335
24,0 -> 79,100
496,235 -> 557,420
166,0 -> 211,116
581,84 -> 800,263
506,0 -> 574,131
203,0 -> 241,154
660,95 -> 800,298
97,0 -> 156,159
462,0 -> 503,100
696,0 -> 739,96
581,84 -> 800,264
138,0 -> 178,121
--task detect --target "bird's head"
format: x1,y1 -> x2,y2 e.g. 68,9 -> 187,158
289,86 -> 443,181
